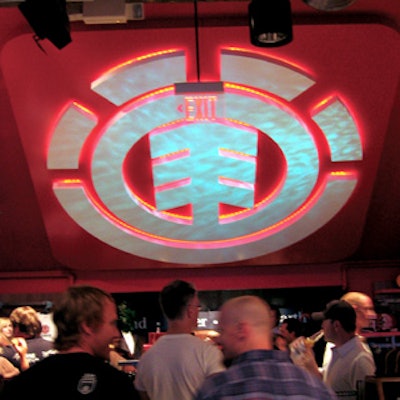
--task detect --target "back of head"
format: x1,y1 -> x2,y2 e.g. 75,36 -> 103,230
283,317 -> 303,337
341,292 -> 370,308
160,280 -> 196,320
341,291 -> 376,330
53,285 -> 114,351
10,306 -> 42,338
325,300 -> 357,333
217,296 -> 273,360
221,296 -> 272,343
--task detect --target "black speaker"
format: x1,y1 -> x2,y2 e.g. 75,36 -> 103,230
18,0 -> 72,50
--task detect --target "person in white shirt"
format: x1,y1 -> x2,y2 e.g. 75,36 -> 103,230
322,292 -> 376,370
291,300 -> 376,400
134,280 -> 225,400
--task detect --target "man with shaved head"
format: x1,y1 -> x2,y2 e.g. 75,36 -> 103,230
194,295 -> 336,400
340,292 -> 376,334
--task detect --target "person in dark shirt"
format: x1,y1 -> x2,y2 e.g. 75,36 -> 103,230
2,285 -> 139,399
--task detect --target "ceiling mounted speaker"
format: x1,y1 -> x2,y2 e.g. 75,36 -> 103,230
303,0 -> 357,11
18,0 -> 71,50
248,0 -> 293,47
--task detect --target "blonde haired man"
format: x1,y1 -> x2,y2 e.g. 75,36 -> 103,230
341,292 -> 377,334
2,285 -> 139,399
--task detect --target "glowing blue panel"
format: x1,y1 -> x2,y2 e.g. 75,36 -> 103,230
47,105 -> 96,169
91,96 -> 254,240
91,52 -> 186,105
313,99 -> 362,161
223,92 -> 319,229
91,91 -> 319,242
152,123 -> 257,217
221,52 -> 315,101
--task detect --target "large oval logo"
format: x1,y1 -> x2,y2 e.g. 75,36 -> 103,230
47,49 -> 361,264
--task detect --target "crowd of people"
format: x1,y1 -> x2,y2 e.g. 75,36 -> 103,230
0,305 -> 56,385
0,282 -> 380,400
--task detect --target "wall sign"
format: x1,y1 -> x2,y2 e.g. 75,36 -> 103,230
47,48 -> 361,264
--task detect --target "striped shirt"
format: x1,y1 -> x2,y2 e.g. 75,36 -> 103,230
194,349 -> 338,400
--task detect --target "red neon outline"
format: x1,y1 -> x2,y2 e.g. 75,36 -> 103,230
53,169 -> 356,249
221,47 -> 315,81
89,81 -> 313,227
219,148 -> 256,163
155,177 -> 191,193
218,177 -> 254,191
51,48 -> 362,249
46,101 -> 98,154
310,93 -> 364,158
91,49 -> 185,89
152,149 -> 190,166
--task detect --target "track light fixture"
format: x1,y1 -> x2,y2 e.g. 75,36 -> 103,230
248,0 -> 293,47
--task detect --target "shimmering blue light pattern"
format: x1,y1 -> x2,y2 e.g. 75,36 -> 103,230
313,99 -> 362,161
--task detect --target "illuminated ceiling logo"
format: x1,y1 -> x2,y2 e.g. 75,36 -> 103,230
47,49 -> 362,264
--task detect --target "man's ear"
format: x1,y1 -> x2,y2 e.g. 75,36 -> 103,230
332,319 -> 342,331
186,305 -> 196,319
236,321 -> 249,340
80,321 -> 94,336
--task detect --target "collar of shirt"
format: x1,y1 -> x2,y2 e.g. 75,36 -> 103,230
233,349 -> 290,365
331,335 -> 360,358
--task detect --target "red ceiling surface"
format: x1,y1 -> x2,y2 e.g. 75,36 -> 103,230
0,1 -> 399,293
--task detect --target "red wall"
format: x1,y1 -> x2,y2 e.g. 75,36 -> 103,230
1,262 -> 398,298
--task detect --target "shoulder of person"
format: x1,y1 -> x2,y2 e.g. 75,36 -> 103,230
0,356 -> 19,379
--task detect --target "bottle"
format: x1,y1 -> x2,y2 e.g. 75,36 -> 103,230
289,330 -> 324,359
304,330 -> 324,348
156,322 -> 161,333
